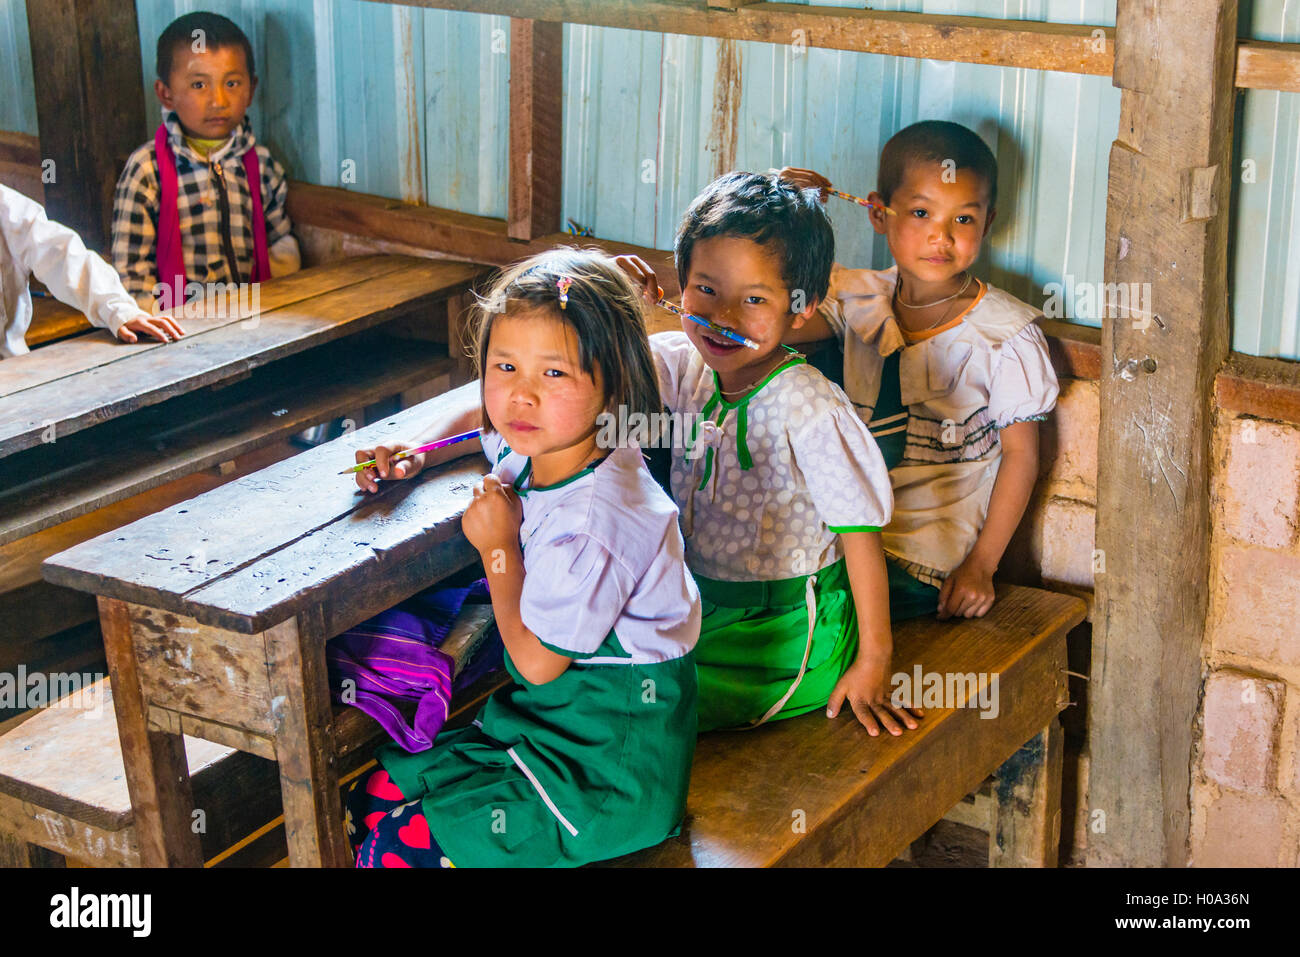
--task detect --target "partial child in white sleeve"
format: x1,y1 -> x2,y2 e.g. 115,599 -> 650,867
779,120 -> 1059,623
0,183 -> 183,358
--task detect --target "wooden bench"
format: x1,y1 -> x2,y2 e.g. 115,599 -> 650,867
608,585 -> 1083,867
2,255 -> 485,689
26,295 -> 91,347
0,663 -> 508,867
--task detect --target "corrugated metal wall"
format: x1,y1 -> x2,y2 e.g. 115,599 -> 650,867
0,0 -> 36,135
1233,1 -> 1300,360
0,0 -> 1297,358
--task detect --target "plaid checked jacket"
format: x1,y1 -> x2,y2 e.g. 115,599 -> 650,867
112,111 -> 295,298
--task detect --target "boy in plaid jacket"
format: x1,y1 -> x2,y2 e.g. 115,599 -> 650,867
112,11 -> 300,309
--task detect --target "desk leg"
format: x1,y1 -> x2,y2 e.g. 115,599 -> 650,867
990,719 -> 1064,867
98,597 -> 203,867
264,610 -> 350,868
0,831 -> 63,867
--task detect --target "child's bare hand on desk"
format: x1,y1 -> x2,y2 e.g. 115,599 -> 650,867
937,556 -> 996,619
827,649 -> 922,737
776,167 -> 831,203
461,474 -> 523,557
116,312 -> 186,344
613,255 -> 661,308
354,443 -> 427,494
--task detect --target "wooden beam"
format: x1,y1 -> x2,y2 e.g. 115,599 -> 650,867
373,1 -> 1114,76
508,19 -> 564,240
23,0 -> 146,248
1215,353 -> 1300,423
286,181 -> 681,296
1089,0 -> 1236,867
366,0 -> 1300,93
1236,39 -> 1300,93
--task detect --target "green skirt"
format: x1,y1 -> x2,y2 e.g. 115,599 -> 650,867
887,558 -> 941,621
694,557 -> 858,732
378,631 -> 697,867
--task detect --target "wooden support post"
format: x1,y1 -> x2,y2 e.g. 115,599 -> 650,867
1088,0 -> 1236,866
23,0 -> 146,247
990,722 -> 1063,867
507,18 -> 563,241
264,609 -> 351,868
98,596 -> 204,867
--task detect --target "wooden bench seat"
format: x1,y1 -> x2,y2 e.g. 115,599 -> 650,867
608,585 -> 1083,867
0,669 -> 509,868
26,296 -> 91,348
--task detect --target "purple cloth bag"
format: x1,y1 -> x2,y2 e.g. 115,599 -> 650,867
327,579 -> 497,753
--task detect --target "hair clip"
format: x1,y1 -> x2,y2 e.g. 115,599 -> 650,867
557,276 -> 573,310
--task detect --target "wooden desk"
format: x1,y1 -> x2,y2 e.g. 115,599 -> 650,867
1,254 -> 483,458
3,256 -> 485,676
44,392 -> 490,867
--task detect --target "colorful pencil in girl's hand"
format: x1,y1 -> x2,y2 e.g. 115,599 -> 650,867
655,295 -> 761,351
341,428 -> 483,476
828,188 -> 896,215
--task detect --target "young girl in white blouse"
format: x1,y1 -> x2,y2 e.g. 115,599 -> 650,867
619,172 -> 921,738
347,249 -> 700,867
780,120 -> 1059,622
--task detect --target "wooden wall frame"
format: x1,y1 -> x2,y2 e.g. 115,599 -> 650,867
1088,0 -> 1237,867
23,0 -> 146,249
367,0 -> 1300,93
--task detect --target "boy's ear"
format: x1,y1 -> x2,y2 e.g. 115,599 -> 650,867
154,78 -> 174,109
790,294 -> 820,325
983,205 -> 997,237
867,191 -> 890,235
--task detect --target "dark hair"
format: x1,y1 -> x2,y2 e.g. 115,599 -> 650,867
674,171 -> 835,307
878,120 -> 998,208
470,248 -> 662,437
157,12 -> 255,83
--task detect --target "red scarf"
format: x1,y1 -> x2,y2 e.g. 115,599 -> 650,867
154,122 -> 270,307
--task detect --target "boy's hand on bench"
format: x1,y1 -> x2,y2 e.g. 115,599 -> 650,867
937,557 -> 996,620
354,443 -> 427,494
116,312 -> 186,344
776,167 -> 831,203
827,652 -> 922,737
